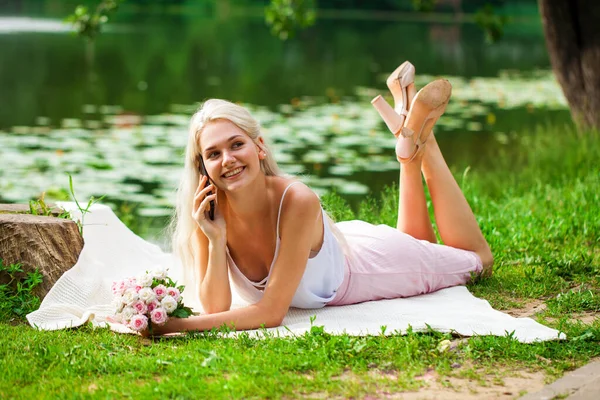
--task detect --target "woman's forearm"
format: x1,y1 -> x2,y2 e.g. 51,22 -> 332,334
163,302 -> 282,334
199,238 -> 232,313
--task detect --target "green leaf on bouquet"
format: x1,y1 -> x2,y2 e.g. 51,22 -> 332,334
172,307 -> 193,318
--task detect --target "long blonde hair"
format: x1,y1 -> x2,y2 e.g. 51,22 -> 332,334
172,99 -> 349,304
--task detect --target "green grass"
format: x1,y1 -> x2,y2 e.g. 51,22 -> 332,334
1,125 -> 599,398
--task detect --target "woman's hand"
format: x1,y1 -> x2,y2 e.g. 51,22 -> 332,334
192,175 -> 226,242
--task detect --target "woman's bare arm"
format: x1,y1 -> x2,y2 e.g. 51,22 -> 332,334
192,229 -> 232,313
157,186 -> 321,334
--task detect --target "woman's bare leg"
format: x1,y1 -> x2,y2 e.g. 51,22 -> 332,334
421,135 -> 494,273
397,133 -> 437,243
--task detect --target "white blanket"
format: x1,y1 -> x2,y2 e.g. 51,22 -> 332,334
27,203 -> 563,343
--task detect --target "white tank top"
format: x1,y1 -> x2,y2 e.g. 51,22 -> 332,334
226,181 -> 345,309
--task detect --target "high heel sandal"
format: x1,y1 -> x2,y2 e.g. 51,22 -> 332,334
386,61 -> 416,120
371,61 -> 415,134
372,79 -> 452,163
372,61 -> 420,161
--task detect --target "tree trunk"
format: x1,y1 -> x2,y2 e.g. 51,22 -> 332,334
0,205 -> 84,300
539,0 -> 600,129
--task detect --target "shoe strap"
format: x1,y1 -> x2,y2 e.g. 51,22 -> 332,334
398,126 -> 429,163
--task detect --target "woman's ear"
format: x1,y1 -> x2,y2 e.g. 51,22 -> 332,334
257,137 -> 266,150
256,137 -> 266,158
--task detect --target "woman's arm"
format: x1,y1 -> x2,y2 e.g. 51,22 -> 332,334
156,302 -> 279,334
157,186 -> 321,334
192,229 -> 232,314
191,177 -> 232,314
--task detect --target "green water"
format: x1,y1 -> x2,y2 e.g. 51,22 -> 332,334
0,4 -> 573,239
1,4 -> 552,127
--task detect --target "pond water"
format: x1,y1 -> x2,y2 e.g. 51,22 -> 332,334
0,4 -> 571,240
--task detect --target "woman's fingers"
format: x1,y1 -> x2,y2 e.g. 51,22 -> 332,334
201,193 -> 217,213
193,183 -> 214,212
194,175 -> 208,196
193,193 -> 217,221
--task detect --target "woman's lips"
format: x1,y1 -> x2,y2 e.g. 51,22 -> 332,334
222,166 -> 245,179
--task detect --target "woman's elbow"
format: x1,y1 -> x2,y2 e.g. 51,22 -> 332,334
256,302 -> 287,328
204,306 -> 231,314
265,315 -> 285,328
201,299 -> 231,314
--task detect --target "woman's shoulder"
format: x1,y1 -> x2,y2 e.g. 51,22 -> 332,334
271,178 -> 322,237
270,176 -> 319,205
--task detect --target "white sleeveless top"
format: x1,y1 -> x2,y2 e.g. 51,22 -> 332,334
226,181 -> 345,309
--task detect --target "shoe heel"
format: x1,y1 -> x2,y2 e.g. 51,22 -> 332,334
371,95 -> 404,137
386,61 -> 416,115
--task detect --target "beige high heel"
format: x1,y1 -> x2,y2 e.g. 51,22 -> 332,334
372,61 -> 419,160
386,61 -> 416,121
372,79 -> 452,163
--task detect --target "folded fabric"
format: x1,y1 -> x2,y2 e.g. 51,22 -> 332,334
27,203 -> 563,343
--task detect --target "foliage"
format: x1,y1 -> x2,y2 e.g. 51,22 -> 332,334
0,260 -> 43,323
474,4 -> 510,43
65,0 -> 124,41
28,192 -> 71,219
321,190 -> 355,222
411,0 -> 437,13
68,174 -> 106,235
265,0 -> 317,40
263,0 -> 511,42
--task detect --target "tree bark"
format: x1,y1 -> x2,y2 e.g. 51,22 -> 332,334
539,0 -> 600,129
0,205 -> 84,300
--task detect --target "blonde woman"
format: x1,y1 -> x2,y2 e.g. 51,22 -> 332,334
153,67 -> 493,335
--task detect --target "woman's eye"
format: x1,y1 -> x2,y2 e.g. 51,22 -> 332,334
232,142 -> 243,148
208,151 -> 219,158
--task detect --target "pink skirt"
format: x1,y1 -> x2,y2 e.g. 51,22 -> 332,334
327,220 -> 483,306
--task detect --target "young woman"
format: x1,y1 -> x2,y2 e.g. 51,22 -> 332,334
152,62 -> 493,336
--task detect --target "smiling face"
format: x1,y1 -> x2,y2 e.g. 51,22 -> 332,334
199,119 -> 264,191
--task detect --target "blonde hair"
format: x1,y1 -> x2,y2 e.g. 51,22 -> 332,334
171,99 -> 349,305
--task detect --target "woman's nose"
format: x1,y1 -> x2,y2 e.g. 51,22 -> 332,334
222,150 -> 236,166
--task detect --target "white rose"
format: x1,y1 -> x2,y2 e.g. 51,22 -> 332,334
152,268 -> 168,280
138,287 -> 157,304
121,306 -> 135,321
122,288 -> 139,305
137,273 -> 154,287
111,296 -> 125,313
161,295 -> 178,313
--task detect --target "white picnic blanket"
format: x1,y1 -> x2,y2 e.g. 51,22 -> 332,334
27,203 -> 563,343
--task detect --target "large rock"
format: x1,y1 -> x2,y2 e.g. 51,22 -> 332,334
0,204 -> 83,300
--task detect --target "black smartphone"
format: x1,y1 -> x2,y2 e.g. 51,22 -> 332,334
198,156 -> 215,220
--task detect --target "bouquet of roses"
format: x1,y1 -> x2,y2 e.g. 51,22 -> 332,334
110,268 -> 193,333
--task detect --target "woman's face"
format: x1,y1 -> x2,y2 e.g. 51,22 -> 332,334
199,119 -> 263,191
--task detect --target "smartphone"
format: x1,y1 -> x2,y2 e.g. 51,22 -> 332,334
198,156 -> 215,220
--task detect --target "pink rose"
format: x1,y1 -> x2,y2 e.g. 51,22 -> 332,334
129,314 -> 148,331
126,277 -> 137,289
135,285 -> 143,292
111,280 -> 127,296
147,299 -> 160,312
153,284 -> 167,300
131,300 -> 148,315
166,287 -> 180,302
150,307 -> 168,325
